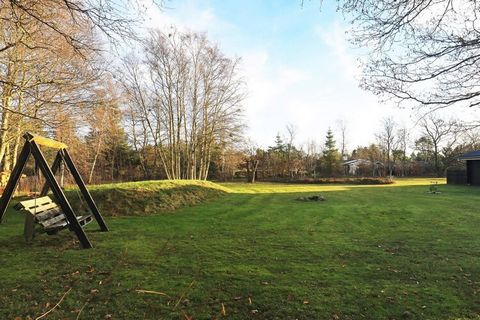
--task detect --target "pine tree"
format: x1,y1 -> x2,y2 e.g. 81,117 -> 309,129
323,129 -> 341,176
272,134 -> 285,152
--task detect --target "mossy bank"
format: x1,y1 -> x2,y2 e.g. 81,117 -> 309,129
66,180 -> 229,216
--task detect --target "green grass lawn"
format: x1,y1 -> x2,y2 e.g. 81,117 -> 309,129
1,178 -> 480,319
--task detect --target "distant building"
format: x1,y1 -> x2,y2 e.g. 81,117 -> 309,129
458,150 -> 480,185
342,159 -> 384,176
343,159 -> 368,175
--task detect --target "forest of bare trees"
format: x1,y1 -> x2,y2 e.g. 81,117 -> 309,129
0,1 -> 245,183
121,29 -> 245,180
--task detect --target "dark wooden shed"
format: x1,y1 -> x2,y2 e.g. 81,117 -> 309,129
459,150 -> 480,186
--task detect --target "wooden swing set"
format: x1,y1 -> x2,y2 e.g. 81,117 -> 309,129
0,133 -> 108,249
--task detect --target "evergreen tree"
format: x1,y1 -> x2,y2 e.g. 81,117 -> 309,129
272,134 -> 285,153
322,129 -> 341,176
267,134 -> 287,177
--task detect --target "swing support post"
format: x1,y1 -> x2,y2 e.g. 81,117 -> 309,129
40,152 -> 62,196
62,149 -> 109,232
40,150 -> 109,232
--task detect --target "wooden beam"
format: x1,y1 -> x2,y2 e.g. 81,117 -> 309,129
30,140 -> 92,249
40,151 -> 63,196
62,149 -> 109,232
24,132 -> 67,150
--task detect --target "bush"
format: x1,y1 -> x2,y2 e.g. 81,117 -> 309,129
284,177 -> 394,185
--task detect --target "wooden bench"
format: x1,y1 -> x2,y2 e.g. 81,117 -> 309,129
14,196 -> 92,241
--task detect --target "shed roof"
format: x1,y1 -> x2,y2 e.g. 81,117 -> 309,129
342,159 -> 370,165
459,150 -> 480,160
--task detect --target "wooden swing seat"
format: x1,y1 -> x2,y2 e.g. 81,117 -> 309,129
14,196 -> 92,240
0,133 -> 109,248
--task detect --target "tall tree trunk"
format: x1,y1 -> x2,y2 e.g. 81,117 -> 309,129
3,143 -> 11,171
12,131 -> 21,169
247,160 -> 259,183
88,137 -> 103,184
434,144 -> 440,177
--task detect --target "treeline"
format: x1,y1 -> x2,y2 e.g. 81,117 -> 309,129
237,116 -> 480,182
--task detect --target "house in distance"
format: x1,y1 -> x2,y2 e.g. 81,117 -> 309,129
448,151 -> 480,185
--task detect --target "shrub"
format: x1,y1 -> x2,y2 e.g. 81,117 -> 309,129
285,177 -> 394,185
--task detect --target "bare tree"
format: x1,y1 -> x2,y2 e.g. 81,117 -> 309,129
376,117 -> 397,177
285,123 -> 297,178
335,0 -> 480,112
419,115 -> 459,177
0,4 -> 105,170
396,127 -> 410,177
119,29 -> 245,180
1,0 -> 158,54
86,82 -> 122,183
244,139 -> 260,183
335,119 -> 348,159
305,139 -> 320,178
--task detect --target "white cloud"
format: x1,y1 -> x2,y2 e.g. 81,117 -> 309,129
315,22 -> 361,81
131,2 -> 426,150
139,0 -> 234,39
240,50 -> 311,142
143,5 -> 404,147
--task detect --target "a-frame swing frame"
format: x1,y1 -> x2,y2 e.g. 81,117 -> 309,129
0,133 -> 108,249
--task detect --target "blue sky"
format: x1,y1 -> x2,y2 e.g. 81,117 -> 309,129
139,0 -> 466,150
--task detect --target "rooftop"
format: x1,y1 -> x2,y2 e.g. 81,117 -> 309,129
459,150 -> 480,160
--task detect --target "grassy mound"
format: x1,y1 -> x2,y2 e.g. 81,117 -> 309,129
66,180 -> 229,217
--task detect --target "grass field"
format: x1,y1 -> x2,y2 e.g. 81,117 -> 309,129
1,178 -> 480,319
